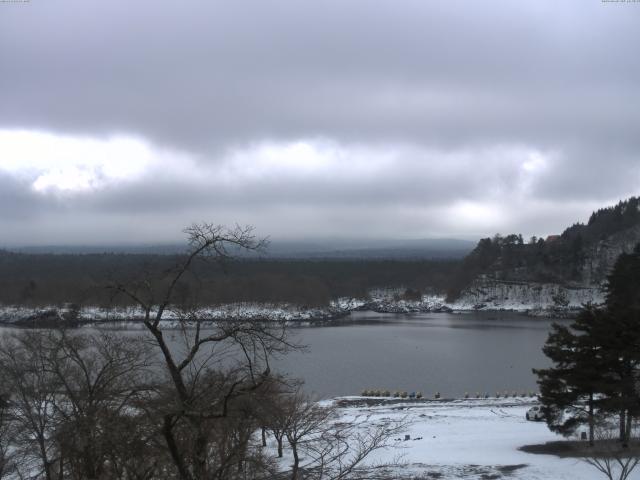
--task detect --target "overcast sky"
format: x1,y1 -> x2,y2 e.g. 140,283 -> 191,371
1,0 -> 639,246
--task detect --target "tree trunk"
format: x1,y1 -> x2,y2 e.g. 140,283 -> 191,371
147,326 -> 189,401
83,444 -> 97,479
262,427 -> 267,447
37,433 -> 53,480
57,448 -> 64,480
163,415 -> 193,480
193,424 -> 209,479
620,409 -> 627,446
291,442 -> 299,480
588,393 -> 594,447
277,436 -> 283,458
237,435 -> 249,474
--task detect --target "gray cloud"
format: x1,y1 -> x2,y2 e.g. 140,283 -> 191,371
0,0 -> 639,244
0,174 -> 46,220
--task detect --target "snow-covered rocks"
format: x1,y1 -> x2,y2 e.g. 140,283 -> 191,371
451,279 -> 604,317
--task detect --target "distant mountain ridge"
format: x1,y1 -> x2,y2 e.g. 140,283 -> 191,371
9,238 -> 475,260
449,196 -> 640,313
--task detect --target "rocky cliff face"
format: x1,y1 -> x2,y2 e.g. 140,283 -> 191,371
456,224 -> 640,314
453,278 -> 603,315
580,224 -> 640,285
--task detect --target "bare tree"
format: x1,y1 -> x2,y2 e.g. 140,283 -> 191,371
0,393 -> 18,479
0,331 -> 61,480
109,223 -> 300,480
303,412 -> 408,480
253,375 -> 296,457
262,387 -> 409,480
583,426 -> 640,480
44,331 -> 154,480
282,390 -> 333,480
0,329 -> 155,480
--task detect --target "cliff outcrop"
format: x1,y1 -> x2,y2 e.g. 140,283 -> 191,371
452,197 -> 640,314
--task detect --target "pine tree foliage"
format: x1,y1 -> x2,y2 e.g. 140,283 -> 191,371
534,307 -> 607,445
535,243 -> 640,444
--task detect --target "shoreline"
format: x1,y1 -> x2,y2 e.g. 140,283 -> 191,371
0,302 -> 578,329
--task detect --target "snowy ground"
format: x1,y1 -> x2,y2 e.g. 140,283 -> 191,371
287,397 -> 639,480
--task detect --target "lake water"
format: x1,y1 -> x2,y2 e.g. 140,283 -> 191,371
271,311 -> 562,399
2,310 -> 561,400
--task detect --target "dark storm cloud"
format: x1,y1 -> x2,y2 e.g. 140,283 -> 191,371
2,0 -> 639,151
0,0 -> 639,243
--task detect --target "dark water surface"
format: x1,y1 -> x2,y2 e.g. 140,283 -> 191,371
3,311 -> 561,399
271,311 -> 562,399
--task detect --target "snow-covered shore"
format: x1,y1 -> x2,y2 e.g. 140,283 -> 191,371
0,297 -> 581,328
0,291 -> 451,327
300,397 -> 628,479
0,285 -> 596,327
0,302 -> 349,327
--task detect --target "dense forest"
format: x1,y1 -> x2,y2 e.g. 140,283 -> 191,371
0,252 -> 457,308
446,197 -> 640,300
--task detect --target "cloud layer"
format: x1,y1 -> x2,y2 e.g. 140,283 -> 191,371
0,0 -> 639,244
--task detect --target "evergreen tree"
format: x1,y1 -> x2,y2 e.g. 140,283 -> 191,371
597,244 -> 640,445
535,243 -> 640,446
534,306 -> 608,445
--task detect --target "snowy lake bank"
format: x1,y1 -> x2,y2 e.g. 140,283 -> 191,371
305,397 -> 630,480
